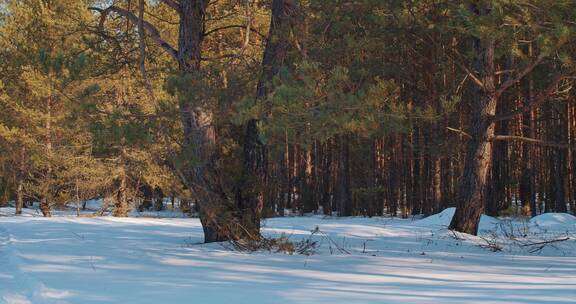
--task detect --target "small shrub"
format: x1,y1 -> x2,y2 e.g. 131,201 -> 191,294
226,233 -> 319,255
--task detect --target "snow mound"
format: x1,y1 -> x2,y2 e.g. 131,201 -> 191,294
413,207 -> 499,231
413,208 -> 456,227
0,208 -> 38,217
530,213 -> 576,231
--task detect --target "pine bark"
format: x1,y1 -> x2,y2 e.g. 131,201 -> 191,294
172,0 -> 252,243
520,75 -> 537,216
114,160 -> 129,217
15,146 -> 25,215
236,0 -> 298,230
335,135 -> 352,216
449,8 -> 496,234
40,95 -> 53,217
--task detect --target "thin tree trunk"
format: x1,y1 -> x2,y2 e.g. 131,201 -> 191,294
433,157 -> 442,211
568,102 -> 576,214
40,94 -> 53,217
520,44 -> 537,216
15,178 -> 24,215
335,135 -> 352,216
75,179 -> 80,217
114,160 -> 129,217
15,146 -> 25,215
552,109 -> 567,212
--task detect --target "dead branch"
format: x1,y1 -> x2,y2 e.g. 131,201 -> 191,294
520,237 -> 570,247
89,6 -> 179,62
491,75 -> 575,122
159,0 -> 181,12
491,135 -> 575,150
204,24 -> 266,38
494,53 -> 546,98
446,127 -> 472,139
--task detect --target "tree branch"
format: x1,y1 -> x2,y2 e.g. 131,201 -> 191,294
204,24 -> 266,39
492,135 -> 574,150
89,6 -> 178,62
446,127 -> 472,139
494,53 -> 546,98
159,0 -> 181,12
453,56 -> 485,90
446,49 -> 486,91
491,75 -> 574,122
138,0 -> 157,106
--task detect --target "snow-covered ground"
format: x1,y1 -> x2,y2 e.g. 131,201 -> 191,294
0,208 -> 575,304
0,199 -> 191,218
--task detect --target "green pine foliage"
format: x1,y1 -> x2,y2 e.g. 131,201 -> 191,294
0,0 -> 575,217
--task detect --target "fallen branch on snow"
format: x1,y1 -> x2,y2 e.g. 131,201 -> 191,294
520,237 -> 570,247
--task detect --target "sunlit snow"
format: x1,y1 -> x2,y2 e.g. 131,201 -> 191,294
0,208 -> 575,303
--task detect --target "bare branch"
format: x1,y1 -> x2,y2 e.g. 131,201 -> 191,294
452,56 -> 485,90
494,53 -> 546,98
89,6 -> 178,62
446,127 -> 472,139
520,237 -> 570,247
492,135 -> 574,150
204,24 -> 266,39
445,49 -> 486,90
491,75 -> 574,122
145,10 -> 179,25
159,0 -> 181,12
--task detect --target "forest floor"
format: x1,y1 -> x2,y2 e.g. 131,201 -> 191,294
0,207 -> 575,304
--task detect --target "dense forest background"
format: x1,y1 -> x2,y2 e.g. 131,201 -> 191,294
1,0 -> 575,242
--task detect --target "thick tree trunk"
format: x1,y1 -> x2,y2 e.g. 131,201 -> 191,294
175,0 -> 256,243
449,20 -> 497,235
236,0 -> 296,235
235,115 -> 266,228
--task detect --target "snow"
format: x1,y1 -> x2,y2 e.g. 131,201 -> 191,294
530,213 -> 576,230
0,209 -> 575,303
413,207 -> 500,229
0,200 -> 191,219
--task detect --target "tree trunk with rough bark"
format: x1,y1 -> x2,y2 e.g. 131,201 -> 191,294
449,7 -> 496,234
236,0 -> 298,235
175,0 -> 253,243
